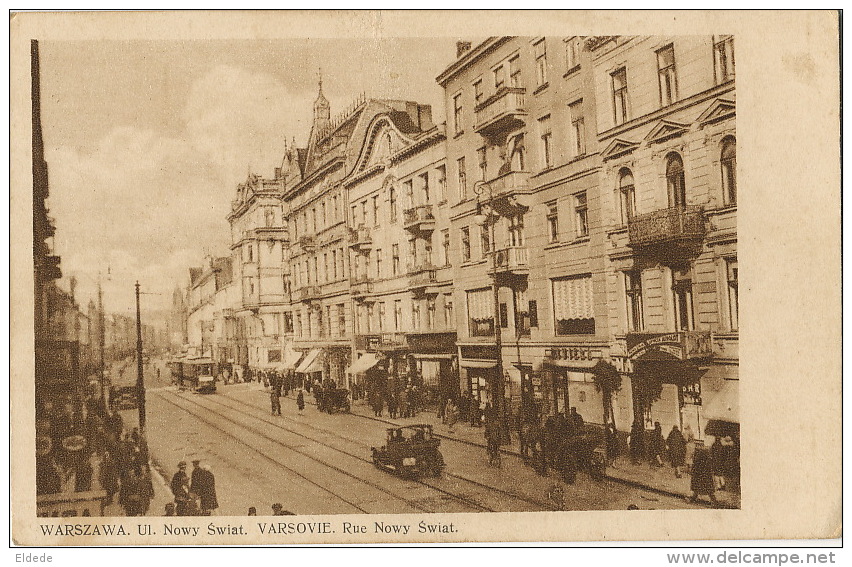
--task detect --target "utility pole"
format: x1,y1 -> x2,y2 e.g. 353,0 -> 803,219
135,281 -> 146,430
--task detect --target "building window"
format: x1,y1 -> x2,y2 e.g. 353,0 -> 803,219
372,195 -> 379,225
331,249 -> 338,280
721,137 -> 737,205
461,226 -> 471,262
625,271 -> 644,332
375,248 -> 383,279
427,297 -> 436,330
657,44 -> 678,107
509,213 -> 525,247
477,146 -> 487,181
509,55 -> 521,87
394,300 -> 402,331
538,115 -> 552,169
534,38 -> 547,87
367,303 -> 375,333
619,168 -> 636,225
565,36 -> 581,72
325,305 -> 332,337
480,224 -> 491,257
389,186 -> 397,223
409,238 -> 418,267
467,288 -> 494,337
509,134 -> 526,171
246,243 -> 253,262
574,192 -> 588,237
323,253 -> 329,284
672,267 -> 694,331
284,312 -> 293,334
437,165 -> 447,202
493,64 -> 505,90
569,99 -> 586,157
444,294 -> 454,327
666,152 -> 687,207
442,229 -> 451,266
320,202 -> 327,228
453,92 -> 463,135
611,67 -> 628,125
392,244 -> 400,275
351,204 -> 358,226
404,180 -> 414,210
337,303 -> 346,336
457,157 -> 467,201
421,172 -> 430,203
473,79 -> 483,107
715,36 -> 736,83
514,288 -> 531,336
552,275 -> 594,335
547,201 -> 559,243
378,302 -> 386,332
332,194 -> 339,221
727,259 -> 738,330
425,239 -> 433,266
311,207 -> 317,233
360,201 -> 367,226
412,301 -> 421,330
296,312 -> 302,338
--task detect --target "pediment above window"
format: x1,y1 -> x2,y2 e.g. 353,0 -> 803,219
644,120 -> 690,145
601,138 -> 640,161
696,98 -> 736,126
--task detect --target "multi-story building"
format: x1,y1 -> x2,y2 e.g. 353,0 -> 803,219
228,168 -> 292,372
589,35 -> 737,439
437,37 -> 611,429
186,256 -> 238,365
283,82 -> 437,389
343,104 -> 455,409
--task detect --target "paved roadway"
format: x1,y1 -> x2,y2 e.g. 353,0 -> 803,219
130,362 -> 703,515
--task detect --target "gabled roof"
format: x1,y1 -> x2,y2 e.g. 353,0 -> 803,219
696,97 -> 736,126
601,138 -> 640,161
643,119 -> 691,145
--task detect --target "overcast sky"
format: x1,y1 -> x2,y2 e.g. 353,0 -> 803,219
40,38 -> 460,316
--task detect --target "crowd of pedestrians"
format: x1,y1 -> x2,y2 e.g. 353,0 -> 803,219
168,459 -> 219,516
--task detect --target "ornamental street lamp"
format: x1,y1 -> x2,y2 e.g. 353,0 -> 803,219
473,180 -> 510,445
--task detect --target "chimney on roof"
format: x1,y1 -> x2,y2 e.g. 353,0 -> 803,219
456,41 -> 472,58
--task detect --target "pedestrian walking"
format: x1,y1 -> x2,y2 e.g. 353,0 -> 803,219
649,422 -> 665,467
118,467 -> 146,516
270,376 -> 282,416
484,404 -> 501,467
710,437 -> 726,490
689,447 -> 718,506
191,462 -> 218,516
296,390 -> 305,414
569,407 -> 585,433
667,425 -> 686,478
605,424 -> 619,466
444,399 -> 458,433
170,460 -> 192,516
683,424 -> 696,473
629,420 -> 645,465
387,395 -> 398,419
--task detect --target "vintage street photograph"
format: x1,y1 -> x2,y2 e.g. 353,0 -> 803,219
11,10 -> 840,546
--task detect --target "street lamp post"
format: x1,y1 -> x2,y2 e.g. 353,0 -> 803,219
135,281 -> 146,431
473,181 -> 509,445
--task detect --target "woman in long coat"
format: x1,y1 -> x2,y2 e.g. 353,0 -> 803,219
683,424 -> 697,473
667,425 -> 686,478
649,422 -> 665,467
296,390 -> 305,415
689,447 -> 718,505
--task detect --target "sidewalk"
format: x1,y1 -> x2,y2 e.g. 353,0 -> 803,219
286,390 -> 740,508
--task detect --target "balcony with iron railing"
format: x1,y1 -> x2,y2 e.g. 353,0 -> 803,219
403,204 -> 436,234
489,246 -> 529,276
350,274 -> 373,299
474,86 -> 528,138
348,225 -> 372,251
295,285 -> 322,303
407,263 -> 439,292
627,205 -> 705,250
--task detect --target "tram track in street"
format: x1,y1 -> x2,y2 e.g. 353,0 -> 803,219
204,390 -> 556,512
157,389 -> 498,514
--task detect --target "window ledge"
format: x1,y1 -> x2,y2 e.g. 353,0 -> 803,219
437,200 -> 448,207
606,225 -> 629,237
563,65 -> 581,78
705,203 -> 738,216
453,130 -> 465,139
461,259 -> 487,268
533,82 -> 549,95
570,236 -> 590,245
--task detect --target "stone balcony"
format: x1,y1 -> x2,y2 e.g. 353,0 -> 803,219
403,204 -> 436,234
295,285 -> 322,303
350,275 -> 374,300
348,225 -> 372,252
407,263 -> 439,294
474,86 -> 528,140
489,246 -> 529,276
627,205 -> 705,252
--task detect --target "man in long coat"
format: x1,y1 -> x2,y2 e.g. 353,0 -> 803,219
191,462 -> 219,515
170,461 -> 192,515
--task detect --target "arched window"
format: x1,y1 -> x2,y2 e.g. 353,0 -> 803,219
721,137 -> 736,205
618,167 -> 636,225
666,152 -> 686,208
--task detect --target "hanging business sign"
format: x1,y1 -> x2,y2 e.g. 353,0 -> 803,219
626,332 -> 712,360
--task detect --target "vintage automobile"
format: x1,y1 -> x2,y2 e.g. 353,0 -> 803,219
315,387 -> 351,414
371,424 -> 445,478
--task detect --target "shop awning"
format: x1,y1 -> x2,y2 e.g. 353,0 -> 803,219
346,353 -> 381,374
411,353 -> 455,360
460,360 -> 496,369
277,347 -> 303,371
295,349 -> 323,374
701,378 -> 739,423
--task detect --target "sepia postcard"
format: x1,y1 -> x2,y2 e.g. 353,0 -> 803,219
9,10 -> 841,546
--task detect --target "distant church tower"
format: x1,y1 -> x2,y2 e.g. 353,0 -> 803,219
307,76 -> 331,166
